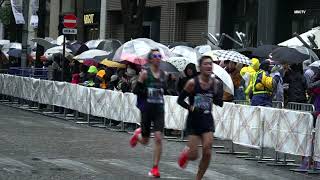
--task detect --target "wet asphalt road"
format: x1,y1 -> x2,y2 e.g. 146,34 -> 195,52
0,103 -> 319,180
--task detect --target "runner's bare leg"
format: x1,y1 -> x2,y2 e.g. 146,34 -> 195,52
153,131 -> 162,166
187,135 -> 201,161
196,132 -> 213,180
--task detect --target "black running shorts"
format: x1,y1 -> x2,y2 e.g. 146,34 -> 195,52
140,106 -> 164,138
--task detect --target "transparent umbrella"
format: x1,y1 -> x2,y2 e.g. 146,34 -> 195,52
170,46 -> 201,61
113,38 -> 173,64
212,63 -> 234,95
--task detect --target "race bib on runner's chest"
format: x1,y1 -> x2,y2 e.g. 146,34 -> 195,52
147,87 -> 164,104
194,94 -> 212,114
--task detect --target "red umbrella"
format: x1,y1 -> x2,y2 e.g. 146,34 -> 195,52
83,59 -> 98,67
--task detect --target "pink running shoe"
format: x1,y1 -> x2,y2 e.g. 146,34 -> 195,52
178,147 -> 189,169
129,128 -> 142,148
148,166 -> 160,178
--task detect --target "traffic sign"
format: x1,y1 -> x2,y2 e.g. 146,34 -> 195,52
63,14 -> 77,28
63,28 -> 77,35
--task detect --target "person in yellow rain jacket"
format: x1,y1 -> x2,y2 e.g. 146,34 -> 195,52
251,60 -> 279,107
240,58 -> 260,100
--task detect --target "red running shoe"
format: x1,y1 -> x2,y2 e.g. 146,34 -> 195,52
129,128 -> 141,148
148,166 -> 160,178
178,147 -> 189,169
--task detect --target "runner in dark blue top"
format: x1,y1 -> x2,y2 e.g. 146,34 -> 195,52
177,56 -> 223,180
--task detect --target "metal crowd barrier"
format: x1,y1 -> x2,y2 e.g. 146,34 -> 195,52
285,102 -> 319,174
8,67 -> 48,79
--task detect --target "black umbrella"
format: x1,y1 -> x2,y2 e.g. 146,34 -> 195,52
97,39 -> 122,53
67,42 -> 89,56
144,61 -> 179,73
7,49 -> 22,58
236,47 -> 256,57
252,45 -> 279,59
270,47 -> 310,64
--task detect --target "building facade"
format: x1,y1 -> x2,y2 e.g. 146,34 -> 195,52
104,0 -> 220,45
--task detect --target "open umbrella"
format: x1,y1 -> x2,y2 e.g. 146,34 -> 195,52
67,42 -> 89,56
86,39 -> 105,49
97,39 -> 122,53
74,50 -> 110,60
44,46 -> 74,60
119,54 -> 148,65
289,46 -> 319,62
31,38 -> 57,50
113,38 -> 172,64
212,63 -> 234,95
210,50 -> 251,65
9,43 -> 22,50
309,61 -> 320,68
170,46 -> 201,61
252,45 -> 278,59
236,47 -> 256,57
82,59 -> 99,67
168,42 -> 195,48
144,61 -> 179,73
203,51 -> 220,62
7,49 -> 22,58
166,57 -> 198,72
270,47 -> 310,64
100,59 -> 126,68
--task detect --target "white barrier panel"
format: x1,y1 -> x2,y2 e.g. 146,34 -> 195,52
276,109 -> 313,157
121,93 -> 140,124
30,78 -> 40,102
6,75 -> 15,96
21,77 -> 32,100
164,96 -> 187,130
107,90 -> 122,121
39,80 -> 53,105
75,85 -> 91,114
213,102 -> 236,140
260,107 -> 281,149
314,116 -> 320,162
1,74 -> 10,95
14,76 -> 23,98
90,88 -> 108,118
65,83 -> 78,111
52,81 -> 67,107
232,105 -> 261,149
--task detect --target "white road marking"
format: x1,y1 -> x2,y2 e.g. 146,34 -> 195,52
0,157 -> 33,173
99,159 -> 189,179
41,158 -> 97,174
163,162 -> 239,180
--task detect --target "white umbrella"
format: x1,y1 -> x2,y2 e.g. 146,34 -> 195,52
74,49 -> 109,60
170,46 -> 201,61
212,63 -> 234,95
44,46 -> 73,59
167,57 -> 198,72
113,38 -> 173,62
210,50 -> 251,65
9,43 -> 22,50
86,39 -> 105,49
